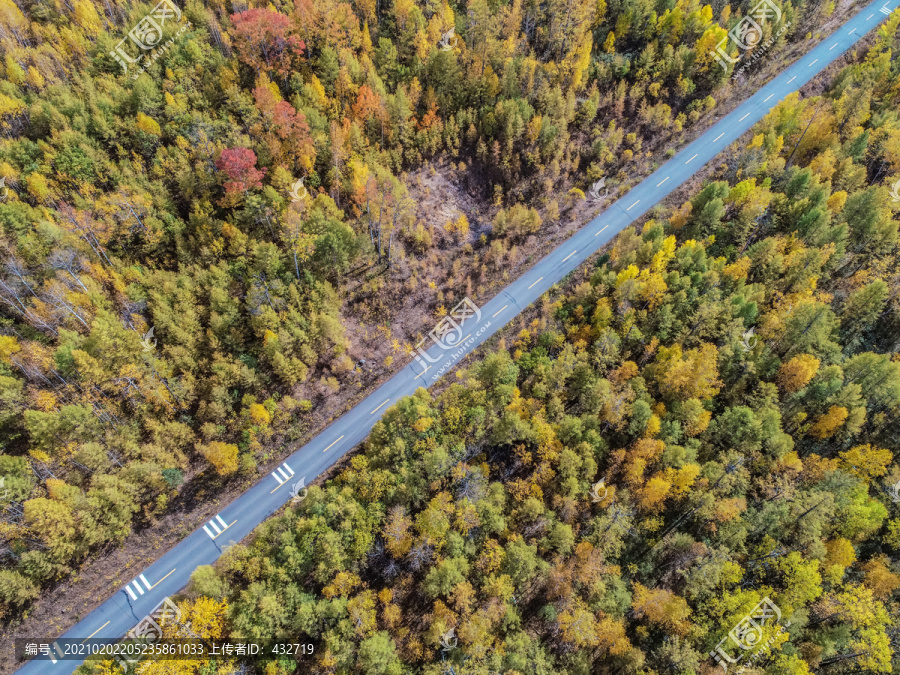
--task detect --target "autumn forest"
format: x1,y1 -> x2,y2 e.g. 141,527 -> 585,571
0,0 -> 898,672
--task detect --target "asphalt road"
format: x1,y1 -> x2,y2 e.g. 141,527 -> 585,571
14,0 -> 898,670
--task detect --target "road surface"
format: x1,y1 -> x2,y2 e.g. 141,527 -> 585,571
14,0 -> 897,670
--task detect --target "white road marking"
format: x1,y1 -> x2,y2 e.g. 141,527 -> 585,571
764,94 -> 774,102
740,112 -> 751,121
849,27 -> 857,33
657,176 -> 670,186
528,276 -> 543,289
713,133 -> 725,142
595,224 -> 609,236
866,13 -> 874,18
139,574 -> 152,590
492,305 -> 508,318
562,250 -> 577,263
125,585 -> 137,600
685,155 -> 697,164
829,42 -> 839,49
808,59 -> 818,66
788,75 -> 797,83
626,199 -> 640,210
370,399 -> 390,414
272,462 -> 294,484
204,514 -> 234,539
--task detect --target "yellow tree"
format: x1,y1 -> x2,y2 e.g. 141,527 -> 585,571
655,343 -> 722,401
595,615 -> 631,656
131,598 -> 231,675
861,557 -> 900,600
819,584 -> 893,672
199,441 -> 239,475
693,25 -> 730,76
823,538 -> 856,584
838,444 -> 893,480
347,590 -> 378,637
808,405 -> 848,439
778,354 -> 820,392
631,583 -> 691,635
557,600 -> 600,647
384,505 -> 413,557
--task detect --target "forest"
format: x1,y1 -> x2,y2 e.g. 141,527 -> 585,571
66,7 -> 900,675
0,0 -> 898,671
0,0 -> 820,618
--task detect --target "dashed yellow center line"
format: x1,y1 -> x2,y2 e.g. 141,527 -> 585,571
527,277 -> 544,289
626,199 -> 640,210
492,305 -> 508,318
562,250 -> 577,263
150,568 -> 177,588
595,224 -> 609,236
370,399 -> 390,415
414,366 -> 431,380
82,621 -> 110,642
656,176 -> 670,187
322,435 -> 344,453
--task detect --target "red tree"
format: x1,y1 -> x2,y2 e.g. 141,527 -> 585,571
252,87 -> 316,171
215,147 -> 266,196
230,9 -> 305,76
